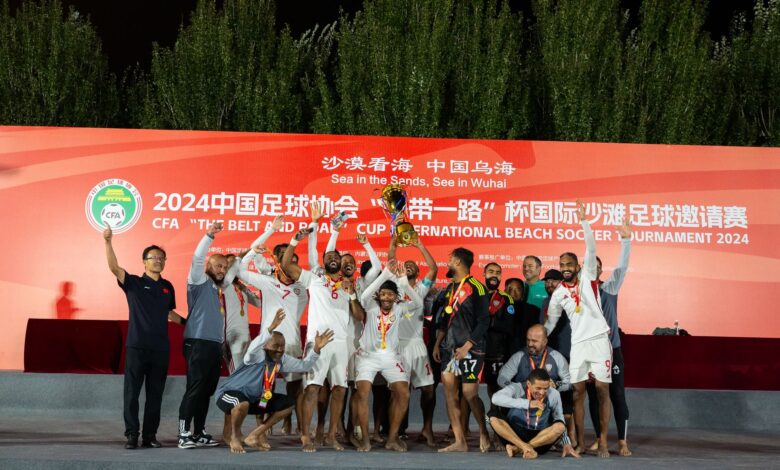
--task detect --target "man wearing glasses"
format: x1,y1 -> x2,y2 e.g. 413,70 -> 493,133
103,225 -> 185,449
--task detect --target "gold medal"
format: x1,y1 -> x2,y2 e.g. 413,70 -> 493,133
240,309 -> 245,317
536,409 -> 543,417
575,305 -> 581,313
263,390 -> 273,400
444,306 -> 453,314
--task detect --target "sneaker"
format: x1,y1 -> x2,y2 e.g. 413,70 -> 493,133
125,434 -> 139,450
178,433 -> 197,449
193,433 -> 220,447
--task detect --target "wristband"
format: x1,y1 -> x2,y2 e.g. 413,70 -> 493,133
349,293 -> 357,301
206,233 -> 215,239
289,238 -> 299,247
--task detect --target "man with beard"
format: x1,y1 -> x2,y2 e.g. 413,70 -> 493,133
523,256 -> 548,310
217,308 -> 335,453
178,222 -> 229,449
103,226 -> 185,449
544,200 -> 613,458
352,260 -> 421,452
497,325 -> 571,399
280,228 -> 365,452
482,263 -> 516,407
432,248 -> 491,453
388,236 -> 438,446
489,369 -> 579,459
239,214 -> 313,436
587,218 -> 633,457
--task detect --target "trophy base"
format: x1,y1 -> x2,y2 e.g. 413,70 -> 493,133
394,222 -> 418,247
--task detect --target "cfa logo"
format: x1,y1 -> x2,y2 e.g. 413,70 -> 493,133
85,178 -> 142,234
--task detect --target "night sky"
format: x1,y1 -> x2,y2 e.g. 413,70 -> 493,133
5,0 -> 757,75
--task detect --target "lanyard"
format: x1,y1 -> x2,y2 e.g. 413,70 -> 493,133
326,274 -> 343,300
528,349 -> 548,370
262,362 -> 280,399
218,288 -> 226,315
219,285 -> 245,316
379,309 -> 391,350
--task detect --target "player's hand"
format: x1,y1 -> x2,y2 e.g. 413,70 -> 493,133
392,261 -> 405,278
207,221 -> 224,237
386,258 -> 398,274
529,400 -> 545,410
561,444 -> 581,459
332,216 -> 345,232
293,228 -> 309,242
311,201 -> 322,223
356,232 -> 368,245
103,225 -> 113,242
253,244 -> 268,254
271,214 -> 284,231
576,199 -> 586,222
268,308 -> 285,332
618,217 -> 632,239
342,278 -> 355,294
432,345 -> 441,363
454,342 -> 472,360
314,329 -> 335,353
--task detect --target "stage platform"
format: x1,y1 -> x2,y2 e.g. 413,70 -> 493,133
1,372 -> 778,469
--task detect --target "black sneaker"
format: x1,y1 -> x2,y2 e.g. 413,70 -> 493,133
125,434 -> 139,449
193,433 -> 220,447
142,437 -> 162,448
178,434 -> 197,449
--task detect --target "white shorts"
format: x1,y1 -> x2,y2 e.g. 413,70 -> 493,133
400,339 -> 434,388
281,342 -> 303,383
225,328 -> 250,373
355,350 -> 409,385
347,342 -> 357,382
305,340 -> 349,389
570,333 -> 613,384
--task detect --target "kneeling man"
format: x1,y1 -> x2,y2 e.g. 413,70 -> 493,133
216,309 -> 334,453
489,369 -> 580,459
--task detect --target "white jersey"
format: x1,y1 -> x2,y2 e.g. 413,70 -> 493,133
359,268 -> 422,354
239,252 -> 308,347
397,280 -> 432,343
299,269 -> 351,344
545,220 -> 610,344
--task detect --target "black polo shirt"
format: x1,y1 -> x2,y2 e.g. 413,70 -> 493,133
119,271 -> 176,351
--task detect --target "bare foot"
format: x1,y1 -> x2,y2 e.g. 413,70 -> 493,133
385,439 -> 407,452
575,444 -> 585,454
325,435 -> 344,451
301,436 -> 317,453
439,441 -> 468,452
244,434 -> 270,451
282,420 -> 293,436
479,433 -> 491,453
370,433 -> 386,444
417,430 -> 436,448
314,428 -> 325,446
229,437 -> 245,454
356,439 -> 372,452
598,443 -> 610,458
506,444 -> 519,458
522,447 -> 538,459
618,441 -> 632,456
586,440 -> 599,454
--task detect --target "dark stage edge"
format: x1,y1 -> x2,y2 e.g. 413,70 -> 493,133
0,418 -> 778,470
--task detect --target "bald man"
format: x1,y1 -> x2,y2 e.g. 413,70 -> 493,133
177,222 -> 230,449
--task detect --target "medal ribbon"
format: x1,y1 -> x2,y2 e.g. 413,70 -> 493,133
326,274 -> 343,300
218,287 -> 226,315
234,284 -> 246,316
379,310 -> 391,350
262,362 -> 280,399
562,280 -> 580,313
446,277 -> 468,315
526,386 -> 543,429
528,348 -> 548,370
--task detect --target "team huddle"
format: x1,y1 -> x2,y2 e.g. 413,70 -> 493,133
105,199 -> 633,459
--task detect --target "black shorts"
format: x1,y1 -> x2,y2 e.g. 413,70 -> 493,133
487,408 -> 558,455
216,390 -> 295,415
559,389 -> 573,415
441,350 -> 484,384
484,358 -> 506,388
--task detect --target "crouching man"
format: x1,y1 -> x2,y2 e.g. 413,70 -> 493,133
216,308 -> 334,453
489,369 -> 580,459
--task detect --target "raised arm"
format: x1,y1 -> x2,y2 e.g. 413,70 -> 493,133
188,222 -> 222,285
415,238 -> 438,283
281,328 -> 334,373
358,233 -> 382,284
103,226 -> 125,284
243,308 -> 284,364
344,278 -> 365,322
397,271 -> 422,311
308,202 -> 322,272
250,215 -> 284,250
280,229 -> 307,281
239,249 -> 275,290
360,262 -> 394,306
223,255 -> 240,286
578,200 -> 598,278
602,218 -> 632,295
544,290 -> 563,335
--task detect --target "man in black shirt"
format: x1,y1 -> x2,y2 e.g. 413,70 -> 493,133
104,226 -> 185,449
433,248 -> 490,452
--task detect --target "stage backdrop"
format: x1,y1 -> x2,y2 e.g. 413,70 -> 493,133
1,126 -> 779,370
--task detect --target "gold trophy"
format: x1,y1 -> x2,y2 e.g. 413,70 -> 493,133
380,183 -> 418,247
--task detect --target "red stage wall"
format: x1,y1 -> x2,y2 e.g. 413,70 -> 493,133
1,126 -> 779,370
